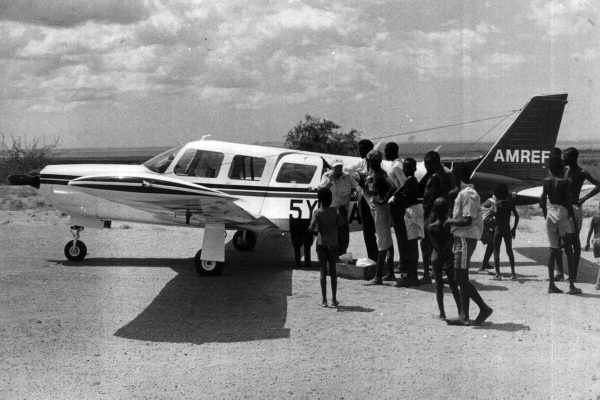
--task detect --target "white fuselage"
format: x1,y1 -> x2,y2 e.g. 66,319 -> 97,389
39,140 -> 429,231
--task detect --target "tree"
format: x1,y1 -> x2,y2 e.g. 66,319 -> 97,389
0,133 -> 59,183
284,115 -> 361,156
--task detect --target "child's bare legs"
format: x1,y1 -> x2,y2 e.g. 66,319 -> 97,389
432,257 -> 461,320
547,248 -> 563,293
329,259 -> 338,306
492,231 -> 502,279
552,241 -> 565,281
445,266 -> 461,317
504,234 -> 516,279
480,242 -> 493,271
595,267 -> 600,290
431,250 -> 446,319
319,258 -> 328,306
562,235 -> 581,294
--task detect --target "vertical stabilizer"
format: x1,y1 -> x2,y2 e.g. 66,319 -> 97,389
473,94 -> 568,182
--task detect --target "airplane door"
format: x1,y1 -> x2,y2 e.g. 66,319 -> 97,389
261,154 -> 324,229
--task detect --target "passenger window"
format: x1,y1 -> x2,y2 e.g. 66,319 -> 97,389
229,155 -> 266,181
174,149 -> 224,178
276,163 -> 317,184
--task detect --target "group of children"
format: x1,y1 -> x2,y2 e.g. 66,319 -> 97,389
308,147 -> 495,326
305,144 -> 600,326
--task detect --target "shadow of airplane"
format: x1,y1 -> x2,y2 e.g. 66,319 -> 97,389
113,262 -> 293,344
514,246 -> 600,284
472,322 -> 531,332
56,237 -> 297,345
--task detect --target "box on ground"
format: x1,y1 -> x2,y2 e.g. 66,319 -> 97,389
336,260 -> 375,280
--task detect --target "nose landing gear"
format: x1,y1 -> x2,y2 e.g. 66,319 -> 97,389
64,225 -> 87,261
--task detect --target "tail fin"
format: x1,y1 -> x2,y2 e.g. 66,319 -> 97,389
472,93 -> 568,182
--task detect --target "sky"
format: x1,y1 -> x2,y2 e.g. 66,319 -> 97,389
0,0 -> 599,149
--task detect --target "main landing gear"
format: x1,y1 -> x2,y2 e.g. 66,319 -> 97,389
193,250 -> 224,276
232,230 -> 257,252
64,225 -> 87,261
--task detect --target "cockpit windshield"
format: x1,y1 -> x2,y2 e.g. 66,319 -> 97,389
143,145 -> 183,173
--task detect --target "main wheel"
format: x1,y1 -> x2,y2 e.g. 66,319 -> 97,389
232,230 -> 257,252
64,240 -> 87,262
193,250 -> 224,276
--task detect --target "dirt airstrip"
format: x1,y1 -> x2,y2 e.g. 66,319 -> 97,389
1,203 -> 600,400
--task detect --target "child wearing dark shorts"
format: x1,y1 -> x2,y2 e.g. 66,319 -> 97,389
309,188 -> 345,307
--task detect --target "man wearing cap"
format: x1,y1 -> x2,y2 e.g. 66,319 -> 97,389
318,159 -> 358,254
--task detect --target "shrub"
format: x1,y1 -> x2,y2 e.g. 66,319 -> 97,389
0,133 -> 59,183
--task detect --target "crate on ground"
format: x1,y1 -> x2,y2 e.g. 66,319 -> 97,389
336,259 -> 375,280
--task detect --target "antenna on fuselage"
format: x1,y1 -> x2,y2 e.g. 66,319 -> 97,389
201,135 -> 212,141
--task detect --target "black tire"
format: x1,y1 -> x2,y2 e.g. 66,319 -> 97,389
64,240 -> 87,262
232,230 -> 257,252
193,250 -> 224,276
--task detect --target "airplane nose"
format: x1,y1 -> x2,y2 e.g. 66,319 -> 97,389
7,174 -> 40,188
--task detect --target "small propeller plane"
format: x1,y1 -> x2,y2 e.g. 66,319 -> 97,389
8,93 -> 568,276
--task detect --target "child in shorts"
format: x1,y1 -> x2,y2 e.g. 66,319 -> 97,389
309,187 -> 345,307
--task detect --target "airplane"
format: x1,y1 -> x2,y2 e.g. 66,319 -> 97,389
7,93 -> 568,276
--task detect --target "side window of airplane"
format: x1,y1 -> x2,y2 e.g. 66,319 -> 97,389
174,149 -> 224,178
229,155 -> 266,181
276,163 -> 317,184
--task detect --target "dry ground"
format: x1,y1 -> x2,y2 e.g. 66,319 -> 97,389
1,191 -> 600,399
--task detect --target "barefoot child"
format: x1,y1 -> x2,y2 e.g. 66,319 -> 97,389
584,202 -> 600,290
540,156 -> 580,294
309,188 -> 345,307
428,197 -> 461,320
491,184 -> 519,280
445,168 -> 493,326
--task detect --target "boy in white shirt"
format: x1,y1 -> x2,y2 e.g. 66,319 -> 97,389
445,167 -> 493,326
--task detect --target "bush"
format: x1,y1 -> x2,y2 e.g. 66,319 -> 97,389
0,133 -> 59,183
284,115 -> 360,156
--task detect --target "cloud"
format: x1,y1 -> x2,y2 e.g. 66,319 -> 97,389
528,0 -> 599,38
0,1 -> 531,112
573,47 -> 600,61
403,22 -> 524,79
0,0 -> 151,27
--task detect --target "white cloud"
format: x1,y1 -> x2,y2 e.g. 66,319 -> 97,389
404,23 -> 524,79
0,0 -> 151,27
528,0 -> 599,38
573,47 -> 600,61
0,1 -> 532,112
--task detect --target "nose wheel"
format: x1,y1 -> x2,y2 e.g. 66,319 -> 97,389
64,225 -> 87,261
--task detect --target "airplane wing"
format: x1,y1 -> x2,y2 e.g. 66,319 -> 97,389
515,184 -> 596,205
68,173 -> 279,230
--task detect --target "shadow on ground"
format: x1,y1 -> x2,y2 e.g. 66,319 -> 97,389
514,246 -> 600,284
54,238 -> 297,345
472,322 -> 531,332
113,240 -> 295,345
113,262 -> 293,344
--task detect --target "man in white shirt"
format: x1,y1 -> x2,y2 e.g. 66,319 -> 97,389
318,159 -> 358,254
445,167 -> 493,326
383,142 -> 409,277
